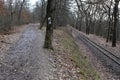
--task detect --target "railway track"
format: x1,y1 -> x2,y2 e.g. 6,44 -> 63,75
72,29 -> 120,75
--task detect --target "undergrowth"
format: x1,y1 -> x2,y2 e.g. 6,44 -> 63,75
54,28 -> 101,80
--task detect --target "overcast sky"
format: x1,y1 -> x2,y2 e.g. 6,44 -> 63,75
30,0 -> 39,6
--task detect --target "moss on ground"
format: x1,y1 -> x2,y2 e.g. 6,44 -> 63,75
54,28 -> 101,80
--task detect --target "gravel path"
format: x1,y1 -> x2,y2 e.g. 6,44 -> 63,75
0,25 -> 27,60
0,24 -> 55,80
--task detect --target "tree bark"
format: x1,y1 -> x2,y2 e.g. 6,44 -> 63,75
112,0 -> 119,47
18,0 -> 25,25
44,0 -> 54,49
40,0 -> 45,29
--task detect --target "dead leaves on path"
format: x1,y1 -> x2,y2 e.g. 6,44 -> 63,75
53,29 -> 83,80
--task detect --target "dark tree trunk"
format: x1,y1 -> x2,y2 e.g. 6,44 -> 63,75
40,15 -> 46,29
44,0 -> 54,49
106,5 -> 112,42
40,0 -> 46,29
112,0 -> 119,47
18,0 -> 25,25
86,17 -> 90,35
10,2 -> 13,26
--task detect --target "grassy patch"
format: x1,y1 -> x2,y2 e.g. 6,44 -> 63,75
54,28 -> 101,80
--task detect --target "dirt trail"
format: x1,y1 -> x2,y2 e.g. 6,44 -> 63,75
0,24 -> 56,80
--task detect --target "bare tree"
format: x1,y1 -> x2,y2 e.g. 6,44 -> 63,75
112,0 -> 119,47
40,0 -> 46,29
44,0 -> 55,49
106,0 -> 114,42
18,0 -> 26,25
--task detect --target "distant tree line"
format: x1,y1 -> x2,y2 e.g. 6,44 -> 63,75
0,0 -> 32,33
1,0 -> 119,48
74,0 -> 120,47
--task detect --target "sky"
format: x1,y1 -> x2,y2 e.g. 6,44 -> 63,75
29,0 -> 39,10
29,0 -> 39,6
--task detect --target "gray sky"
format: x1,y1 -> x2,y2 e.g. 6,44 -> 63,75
29,0 -> 39,10
30,0 -> 39,6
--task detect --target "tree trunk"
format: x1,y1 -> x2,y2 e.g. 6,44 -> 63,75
40,0 -> 45,29
106,7 -> 111,42
44,0 -> 54,49
86,16 -> 90,35
112,0 -> 119,47
18,0 -> 25,25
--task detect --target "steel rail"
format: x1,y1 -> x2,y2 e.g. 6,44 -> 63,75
77,32 -> 120,66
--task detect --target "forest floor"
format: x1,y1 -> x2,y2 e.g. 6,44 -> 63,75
53,27 -> 101,80
0,25 -> 27,60
0,24 -> 102,80
0,24 -> 119,80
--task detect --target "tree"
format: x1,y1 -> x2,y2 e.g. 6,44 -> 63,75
106,0 -> 114,42
18,0 -> 26,25
112,0 -> 119,47
39,0 -> 46,29
53,0 -> 73,27
44,0 -> 54,49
